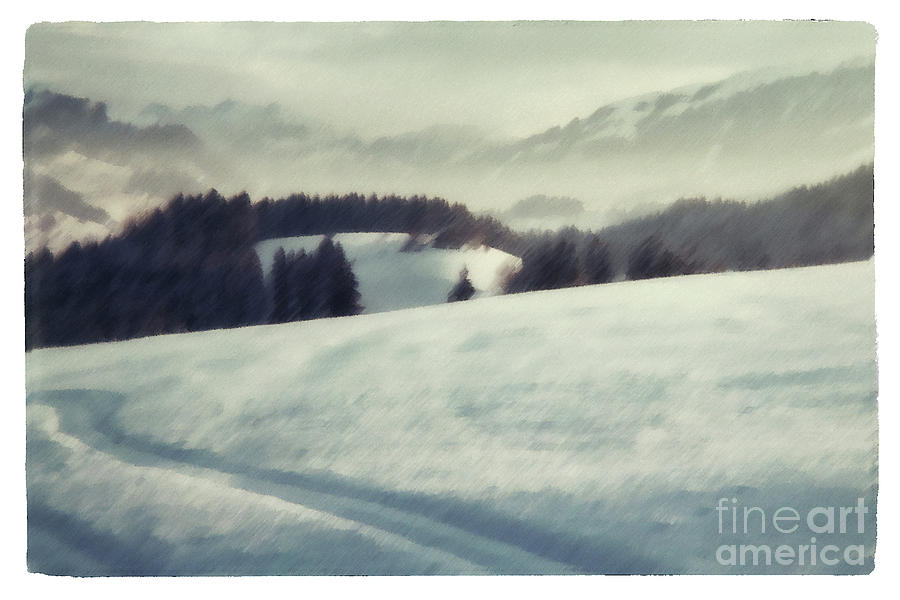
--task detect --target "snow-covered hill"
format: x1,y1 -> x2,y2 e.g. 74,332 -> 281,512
255,233 -> 522,314
25,260 -> 877,574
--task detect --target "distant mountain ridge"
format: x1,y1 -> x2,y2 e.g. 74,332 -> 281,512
24,61 -> 874,251
474,61 -> 874,165
463,62 -> 874,223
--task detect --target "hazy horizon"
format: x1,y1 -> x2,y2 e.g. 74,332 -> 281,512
26,21 -> 875,138
24,21 -> 876,251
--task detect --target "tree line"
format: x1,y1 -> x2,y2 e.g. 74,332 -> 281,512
25,191 -> 363,349
26,189 -> 519,349
253,192 -> 514,250
25,164 -> 874,349
503,164 -> 873,293
269,240 -> 362,323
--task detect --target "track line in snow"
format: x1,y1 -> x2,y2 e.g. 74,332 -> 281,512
28,389 -> 612,574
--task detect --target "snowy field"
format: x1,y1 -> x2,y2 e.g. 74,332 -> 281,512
255,233 -> 522,314
25,260 -> 877,574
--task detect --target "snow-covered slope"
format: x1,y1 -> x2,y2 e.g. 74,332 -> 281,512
25,260 -> 877,574
467,62 -> 875,217
255,233 -> 522,313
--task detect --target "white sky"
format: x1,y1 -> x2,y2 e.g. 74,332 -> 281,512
24,21 -> 875,138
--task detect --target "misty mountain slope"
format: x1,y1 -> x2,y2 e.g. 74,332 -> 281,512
255,233 -> 521,313
23,60 -> 874,253
592,163 -> 875,276
482,63 -> 873,163
26,259 -> 876,574
152,62 -> 874,220
465,62 -> 874,222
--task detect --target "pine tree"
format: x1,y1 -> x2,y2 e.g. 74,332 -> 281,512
447,268 -> 476,302
627,235 -> 688,280
321,239 -> 363,317
583,236 -> 613,284
269,247 -> 289,323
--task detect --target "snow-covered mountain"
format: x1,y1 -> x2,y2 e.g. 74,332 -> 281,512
24,61 -> 874,252
471,61 -> 875,227
255,233 -> 521,314
26,260 -> 877,574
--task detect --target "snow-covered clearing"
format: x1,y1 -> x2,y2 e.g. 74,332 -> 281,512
255,233 -> 521,313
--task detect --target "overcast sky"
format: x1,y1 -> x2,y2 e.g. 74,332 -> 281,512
25,21 -> 875,138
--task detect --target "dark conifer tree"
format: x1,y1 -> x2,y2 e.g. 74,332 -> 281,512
447,268 -> 476,302
269,247 -> 290,323
627,235 -> 689,280
582,236 -> 614,284
313,238 -> 363,318
285,249 -> 313,321
506,236 -> 580,293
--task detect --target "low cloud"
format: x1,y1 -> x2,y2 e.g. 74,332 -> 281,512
24,89 -> 202,165
123,168 -> 204,199
24,171 -> 110,225
505,195 -> 585,220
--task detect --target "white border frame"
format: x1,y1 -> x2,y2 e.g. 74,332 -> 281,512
3,2 -> 896,597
